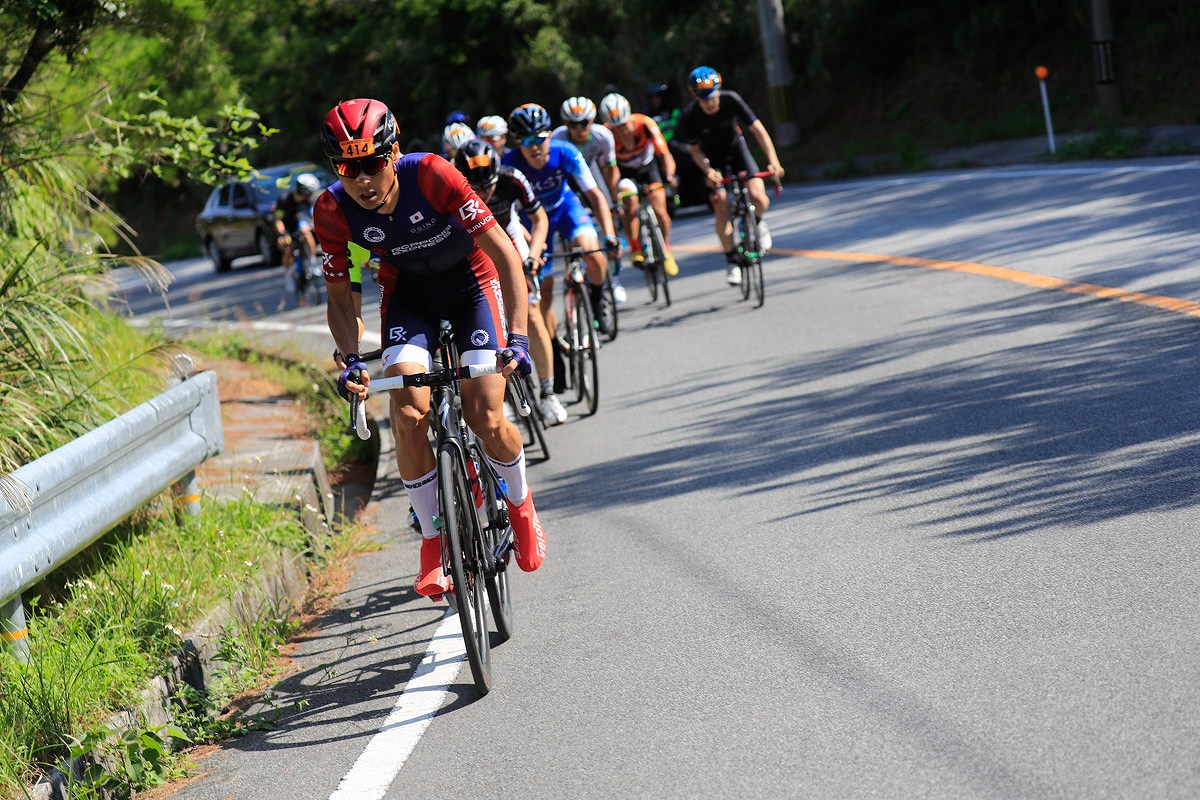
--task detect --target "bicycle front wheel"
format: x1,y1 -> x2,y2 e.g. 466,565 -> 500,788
508,376 -> 550,463
646,211 -> 671,308
438,445 -> 492,695
604,269 -> 619,341
739,207 -> 759,302
749,255 -> 765,308
572,289 -> 600,416
473,449 -> 514,643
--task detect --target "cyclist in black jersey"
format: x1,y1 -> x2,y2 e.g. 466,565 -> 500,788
274,173 -> 321,282
676,66 -> 784,286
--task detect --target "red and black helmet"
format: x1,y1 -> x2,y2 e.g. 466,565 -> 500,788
321,98 -> 399,160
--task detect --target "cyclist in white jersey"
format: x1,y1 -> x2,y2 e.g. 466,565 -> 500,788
552,96 -> 626,302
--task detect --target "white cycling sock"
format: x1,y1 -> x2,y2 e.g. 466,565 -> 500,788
488,450 -> 529,505
403,467 -> 439,540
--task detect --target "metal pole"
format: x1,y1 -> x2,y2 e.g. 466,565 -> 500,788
1089,0 -> 1122,116
2,595 -> 30,664
173,469 -> 202,517
754,0 -> 799,146
1036,66 -> 1057,155
168,353 -> 203,517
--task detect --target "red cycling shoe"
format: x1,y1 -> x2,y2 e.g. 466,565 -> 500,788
414,535 -> 450,601
507,492 -> 547,572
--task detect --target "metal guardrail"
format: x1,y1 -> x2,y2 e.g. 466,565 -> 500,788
0,369 -> 224,662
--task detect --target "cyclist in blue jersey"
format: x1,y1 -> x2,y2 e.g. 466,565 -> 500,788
314,98 -> 548,598
502,102 -> 618,335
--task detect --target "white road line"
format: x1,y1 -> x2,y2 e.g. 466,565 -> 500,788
328,610 -> 465,800
128,316 -> 383,345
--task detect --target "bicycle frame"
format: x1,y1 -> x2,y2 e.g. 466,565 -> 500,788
544,248 -> 602,416
348,323 -> 525,693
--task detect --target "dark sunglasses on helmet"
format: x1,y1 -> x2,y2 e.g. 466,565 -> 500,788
332,153 -> 391,179
519,133 -> 550,148
566,121 -> 590,129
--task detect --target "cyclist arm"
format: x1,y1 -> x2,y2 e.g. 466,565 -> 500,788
273,196 -> 291,243
688,143 -> 723,188
603,162 -> 620,203
583,186 -> 616,240
526,205 -> 549,263
647,118 -> 677,185
659,145 -> 677,185
747,119 -> 785,178
313,195 -> 364,378
477,225 -> 529,340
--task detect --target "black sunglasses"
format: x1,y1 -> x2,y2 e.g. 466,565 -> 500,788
332,153 -> 391,179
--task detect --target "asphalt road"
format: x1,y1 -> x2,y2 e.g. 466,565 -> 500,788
121,157 -> 1200,799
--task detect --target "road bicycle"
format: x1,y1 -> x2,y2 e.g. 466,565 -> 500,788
718,170 -> 781,309
623,182 -> 672,308
349,322 -> 529,695
545,248 -> 603,417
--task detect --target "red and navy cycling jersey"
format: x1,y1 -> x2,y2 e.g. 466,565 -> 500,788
486,165 -> 541,230
314,152 -> 497,282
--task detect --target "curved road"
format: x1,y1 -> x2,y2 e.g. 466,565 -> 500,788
121,157 -> 1200,800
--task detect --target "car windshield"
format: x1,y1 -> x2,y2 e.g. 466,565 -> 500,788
251,165 -> 336,202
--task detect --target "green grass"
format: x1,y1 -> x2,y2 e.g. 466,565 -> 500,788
0,492 -> 314,797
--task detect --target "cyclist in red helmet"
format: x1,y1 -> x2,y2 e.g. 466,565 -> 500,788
315,98 -> 549,596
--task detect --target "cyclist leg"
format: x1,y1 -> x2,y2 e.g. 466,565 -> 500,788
378,303 -> 445,595
731,142 -> 773,252
453,288 -> 546,572
617,174 -> 642,267
508,221 -> 566,423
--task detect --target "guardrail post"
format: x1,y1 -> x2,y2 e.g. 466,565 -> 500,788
2,595 -> 30,664
173,470 -> 202,517
169,354 -> 204,517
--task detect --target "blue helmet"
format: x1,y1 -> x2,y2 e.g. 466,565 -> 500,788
445,110 -> 470,125
508,103 -> 552,138
688,66 -> 722,98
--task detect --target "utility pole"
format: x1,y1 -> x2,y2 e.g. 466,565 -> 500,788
1089,0 -> 1122,116
754,0 -> 799,146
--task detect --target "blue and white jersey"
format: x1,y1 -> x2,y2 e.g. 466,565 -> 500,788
502,139 -> 597,212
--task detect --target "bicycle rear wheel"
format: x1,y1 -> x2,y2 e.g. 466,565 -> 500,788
572,289 -> 600,416
437,445 -> 492,695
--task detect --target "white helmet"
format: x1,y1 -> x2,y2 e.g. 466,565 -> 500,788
598,93 -> 631,125
560,96 -> 597,124
476,115 -> 508,140
295,173 -> 321,195
442,122 -> 475,154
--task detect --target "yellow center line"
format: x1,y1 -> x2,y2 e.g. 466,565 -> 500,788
672,244 -> 1200,319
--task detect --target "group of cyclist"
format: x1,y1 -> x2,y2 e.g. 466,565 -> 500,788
309,66 -> 784,601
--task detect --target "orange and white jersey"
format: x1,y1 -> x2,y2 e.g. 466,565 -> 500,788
607,113 -> 669,170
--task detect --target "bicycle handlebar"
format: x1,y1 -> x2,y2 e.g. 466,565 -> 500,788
346,358 -> 531,441
542,247 -> 609,260
718,170 -> 783,196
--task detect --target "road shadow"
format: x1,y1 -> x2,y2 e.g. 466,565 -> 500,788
539,284 -> 1200,541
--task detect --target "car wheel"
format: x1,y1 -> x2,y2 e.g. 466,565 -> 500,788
207,239 -> 232,273
256,231 -> 281,266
